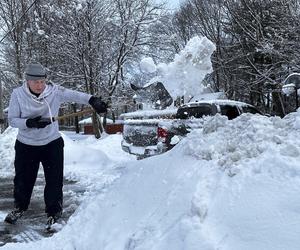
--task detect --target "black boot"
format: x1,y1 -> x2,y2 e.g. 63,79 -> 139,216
4,208 -> 24,224
46,211 -> 62,231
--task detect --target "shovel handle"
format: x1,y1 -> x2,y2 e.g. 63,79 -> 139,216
53,108 -> 94,121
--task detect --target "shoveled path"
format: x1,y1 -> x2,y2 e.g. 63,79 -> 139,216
0,173 -> 85,246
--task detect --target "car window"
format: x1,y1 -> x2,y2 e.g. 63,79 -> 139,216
242,106 -> 262,114
177,104 -> 213,119
219,105 -> 240,120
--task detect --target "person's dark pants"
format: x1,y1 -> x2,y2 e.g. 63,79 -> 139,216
13,137 -> 64,216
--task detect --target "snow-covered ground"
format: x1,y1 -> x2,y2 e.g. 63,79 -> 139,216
1,110 -> 300,249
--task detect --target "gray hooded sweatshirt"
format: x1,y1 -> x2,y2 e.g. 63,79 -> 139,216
8,82 -> 92,146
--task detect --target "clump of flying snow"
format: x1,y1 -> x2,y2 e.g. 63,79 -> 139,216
144,36 -> 215,99
140,57 -> 157,73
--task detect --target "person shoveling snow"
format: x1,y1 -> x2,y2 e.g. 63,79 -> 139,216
5,62 -> 107,231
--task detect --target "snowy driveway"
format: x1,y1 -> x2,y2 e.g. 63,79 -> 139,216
0,176 -> 85,246
0,130 -> 135,247
2,112 -> 300,250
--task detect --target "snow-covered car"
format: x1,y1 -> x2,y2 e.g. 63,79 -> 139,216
120,109 -> 178,159
121,100 -> 262,159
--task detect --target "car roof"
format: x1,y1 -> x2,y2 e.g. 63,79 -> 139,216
120,108 -> 178,119
180,99 -> 254,108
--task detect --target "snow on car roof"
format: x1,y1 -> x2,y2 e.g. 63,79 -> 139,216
78,117 -> 114,124
181,99 -> 253,108
120,108 -> 178,119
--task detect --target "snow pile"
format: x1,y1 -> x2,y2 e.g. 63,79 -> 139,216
182,114 -> 291,171
184,112 -> 300,167
0,129 -> 131,189
145,36 -> 215,99
176,112 -> 300,249
1,111 -> 300,249
62,134 -> 113,190
0,127 -> 18,178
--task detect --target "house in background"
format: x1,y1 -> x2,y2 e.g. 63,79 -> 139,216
79,116 -> 123,135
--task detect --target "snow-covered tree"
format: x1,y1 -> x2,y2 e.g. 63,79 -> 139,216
223,0 -> 300,115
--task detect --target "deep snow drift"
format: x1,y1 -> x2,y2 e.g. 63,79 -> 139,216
1,110 -> 300,249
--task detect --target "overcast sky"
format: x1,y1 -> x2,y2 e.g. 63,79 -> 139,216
167,0 -> 180,7
157,0 -> 181,9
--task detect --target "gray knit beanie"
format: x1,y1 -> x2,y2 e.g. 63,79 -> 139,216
25,63 -> 47,81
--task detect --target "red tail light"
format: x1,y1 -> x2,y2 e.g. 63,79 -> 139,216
157,127 -> 168,142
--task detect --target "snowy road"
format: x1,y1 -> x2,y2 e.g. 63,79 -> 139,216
0,175 -> 86,246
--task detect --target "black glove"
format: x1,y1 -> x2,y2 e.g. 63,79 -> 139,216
26,116 -> 52,129
89,96 -> 108,114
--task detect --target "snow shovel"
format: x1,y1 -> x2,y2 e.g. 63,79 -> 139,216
54,108 -> 95,122
39,108 -> 95,123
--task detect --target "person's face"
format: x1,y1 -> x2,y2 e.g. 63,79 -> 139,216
27,79 -> 46,94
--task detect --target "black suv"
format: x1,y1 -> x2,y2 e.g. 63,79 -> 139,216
176,100 -> 261,120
